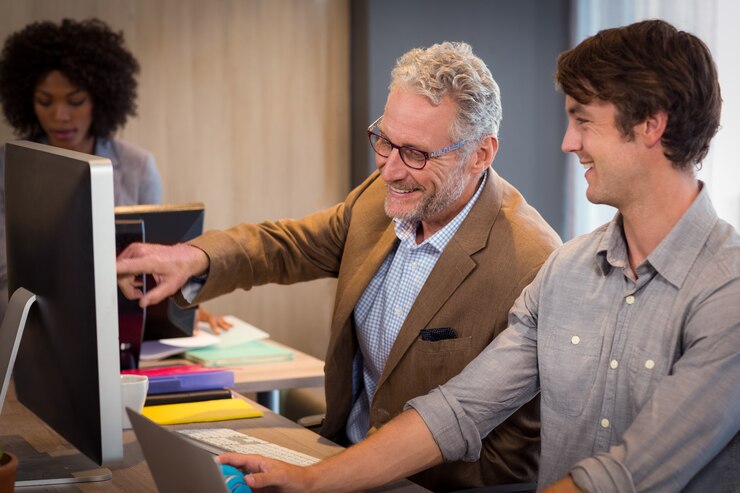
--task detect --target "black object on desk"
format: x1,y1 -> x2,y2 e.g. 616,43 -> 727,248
115,203 -> 204,343
145,388 -> 233,406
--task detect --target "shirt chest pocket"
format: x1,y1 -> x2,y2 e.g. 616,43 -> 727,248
627,347 -> 667,412
539,329 -> 603,417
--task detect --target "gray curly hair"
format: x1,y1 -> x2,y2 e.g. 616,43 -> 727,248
390,41 -> 502,144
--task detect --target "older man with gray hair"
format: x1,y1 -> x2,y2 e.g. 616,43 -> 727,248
118,41 -> 560,491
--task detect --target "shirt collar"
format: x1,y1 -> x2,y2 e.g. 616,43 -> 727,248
596,182 -> 718,288
596,216 -> 628,274
393,169 -> 488,252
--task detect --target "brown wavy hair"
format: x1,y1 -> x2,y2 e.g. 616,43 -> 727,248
556,19 -> 721,171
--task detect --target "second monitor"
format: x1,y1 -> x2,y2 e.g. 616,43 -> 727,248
115,203 -> 205,343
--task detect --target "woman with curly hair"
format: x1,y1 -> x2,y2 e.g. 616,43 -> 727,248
0,18 -> 164,315
0,17 -> 162,203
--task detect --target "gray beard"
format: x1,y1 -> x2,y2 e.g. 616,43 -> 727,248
385,161 -> 468,223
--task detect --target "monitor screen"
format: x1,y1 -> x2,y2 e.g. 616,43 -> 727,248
114,203 -> 205,341
115,219 -> 145,370
2,140 -> 123,485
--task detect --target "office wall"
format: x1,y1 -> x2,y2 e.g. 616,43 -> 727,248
351,0 -> 570,236
0,0 -> 350,359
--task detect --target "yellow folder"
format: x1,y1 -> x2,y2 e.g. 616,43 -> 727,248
143,398 -> 263,425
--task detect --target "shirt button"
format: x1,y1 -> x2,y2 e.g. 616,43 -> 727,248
600,418 -> 610,428
571,336 -> 580,345
645,359 -> 655,369
610,359 -> 619,369
394,307 -> 402,316
625,295 -> 635,305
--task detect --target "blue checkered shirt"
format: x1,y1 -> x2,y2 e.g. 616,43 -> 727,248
346,171 -> 487,442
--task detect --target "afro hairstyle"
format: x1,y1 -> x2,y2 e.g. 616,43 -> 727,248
0,18 -> 140,139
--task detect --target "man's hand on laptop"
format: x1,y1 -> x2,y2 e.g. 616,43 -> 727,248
116,242 -> 209,308
218,454 -> 316,492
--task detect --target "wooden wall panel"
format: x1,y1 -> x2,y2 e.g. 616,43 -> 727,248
0,0 -> 350,359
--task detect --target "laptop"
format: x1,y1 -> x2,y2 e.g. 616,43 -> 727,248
127,408 -> 233,493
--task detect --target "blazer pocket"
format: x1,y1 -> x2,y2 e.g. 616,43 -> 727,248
407,336 -> 474,393
416,335 -> 472,353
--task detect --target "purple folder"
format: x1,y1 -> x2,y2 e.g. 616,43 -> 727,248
147,370 -> 235,395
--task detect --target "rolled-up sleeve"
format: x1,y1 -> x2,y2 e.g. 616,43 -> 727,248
570,455 -> 635,493
407,385 -> 485,462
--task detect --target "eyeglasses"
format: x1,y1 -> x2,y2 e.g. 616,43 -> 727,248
367,116 -> 467,170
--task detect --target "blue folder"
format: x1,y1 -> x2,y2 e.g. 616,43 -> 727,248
147,370 -> 235,395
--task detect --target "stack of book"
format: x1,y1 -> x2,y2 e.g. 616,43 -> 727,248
123,364 -> 235,406
120,316 -> 292,424
122,365 -> 262,424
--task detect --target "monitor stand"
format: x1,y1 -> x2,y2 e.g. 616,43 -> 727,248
0,434 -> 111,486
0,287 -> 35,415
0,288 -> 112,486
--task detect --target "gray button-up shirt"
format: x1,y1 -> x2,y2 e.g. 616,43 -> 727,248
408,185 -> 739,492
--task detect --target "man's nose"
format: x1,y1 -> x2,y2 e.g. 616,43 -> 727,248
561,122 -> 581,153
378,147 -> 408,180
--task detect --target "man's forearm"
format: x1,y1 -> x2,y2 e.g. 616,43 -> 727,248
308,409 -> 443,492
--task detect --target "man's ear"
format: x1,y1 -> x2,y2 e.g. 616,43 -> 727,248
470,135 -> 498,173
642,111 -> 668,148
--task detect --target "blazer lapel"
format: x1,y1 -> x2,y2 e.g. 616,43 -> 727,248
332,223 -> 398,333
377,169 -> 504,389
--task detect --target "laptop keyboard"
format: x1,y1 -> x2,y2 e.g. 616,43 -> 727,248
179,428 -> 320,466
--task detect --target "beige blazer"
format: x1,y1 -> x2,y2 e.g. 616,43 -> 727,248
189,169 -> 561,490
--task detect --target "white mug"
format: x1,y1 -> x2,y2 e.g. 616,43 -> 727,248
121,374 -> 149,429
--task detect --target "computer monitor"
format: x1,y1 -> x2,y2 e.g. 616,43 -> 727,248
114,203 -> 205,341
1,141 -> 123,485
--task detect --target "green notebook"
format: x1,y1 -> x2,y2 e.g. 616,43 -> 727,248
185,340 -> 295,367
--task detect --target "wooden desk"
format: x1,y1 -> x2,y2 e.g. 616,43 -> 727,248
0,387 -> 428,492
145,339 -> 326,413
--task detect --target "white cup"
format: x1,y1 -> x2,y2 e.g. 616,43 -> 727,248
121,374 -> 149,429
